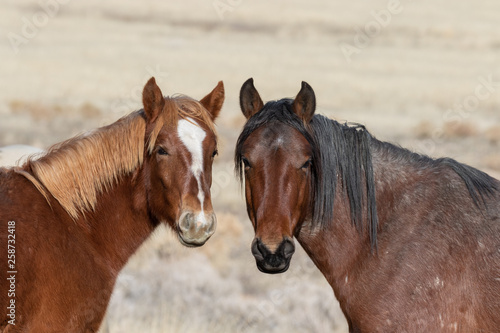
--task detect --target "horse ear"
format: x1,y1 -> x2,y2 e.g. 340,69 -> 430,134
292,81 -> 316,123
142,77 -> 165,122
240,78 -> 264,119
200,81 -> 225,121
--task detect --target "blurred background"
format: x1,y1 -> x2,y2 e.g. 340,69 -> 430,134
1,0 -> 499,332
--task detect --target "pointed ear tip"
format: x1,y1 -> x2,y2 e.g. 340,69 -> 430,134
144,77 -> 159,94
301,81 -> 312,89
241,78 -> 257,95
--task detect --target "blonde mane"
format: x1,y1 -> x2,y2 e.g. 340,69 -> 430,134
18,96 -> 215,220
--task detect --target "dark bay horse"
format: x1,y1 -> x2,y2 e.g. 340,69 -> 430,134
235,78 -> 500,332
0,77 -> 224,333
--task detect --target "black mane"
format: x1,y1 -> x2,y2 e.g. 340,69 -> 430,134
310,114 -> 378,249
235,99 -> 498,250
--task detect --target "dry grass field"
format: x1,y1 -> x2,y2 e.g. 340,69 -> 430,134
1,0 -> 500,332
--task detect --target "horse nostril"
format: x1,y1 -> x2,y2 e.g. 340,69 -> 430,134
251,238 -> 266,261
179,212 -> 194,233
205,213 -> 217,236
281,239 -> 295,259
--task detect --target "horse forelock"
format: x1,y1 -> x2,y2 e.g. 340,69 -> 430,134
147,96 -> 217,154
235,100 -> 315,182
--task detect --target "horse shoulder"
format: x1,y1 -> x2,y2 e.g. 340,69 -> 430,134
0,169 -> 112,331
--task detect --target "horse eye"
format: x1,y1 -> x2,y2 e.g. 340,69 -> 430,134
157,147 -> 169,156
301,159 -> 312,169
242,157 -> 251,169
212,149 -> 218,158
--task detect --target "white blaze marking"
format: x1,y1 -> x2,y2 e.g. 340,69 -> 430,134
177,118 -> 207,219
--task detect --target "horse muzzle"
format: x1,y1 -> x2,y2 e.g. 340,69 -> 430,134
251,237 -> 295,274
177,211 -> 216,247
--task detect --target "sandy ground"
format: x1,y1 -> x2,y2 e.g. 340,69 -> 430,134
1,0 -> 500,332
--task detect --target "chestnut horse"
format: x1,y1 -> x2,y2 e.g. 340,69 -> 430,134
0,77 -> 224,333
235,78 -> 500,332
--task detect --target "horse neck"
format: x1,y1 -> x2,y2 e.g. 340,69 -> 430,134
73,169 -> 156,275
296,139 -> 419,298
296,190 -> 367,296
